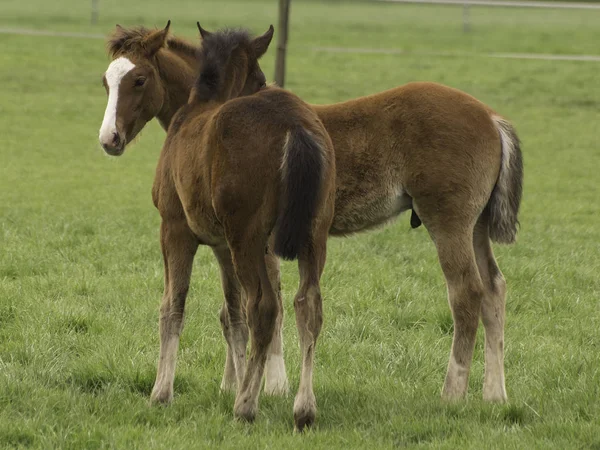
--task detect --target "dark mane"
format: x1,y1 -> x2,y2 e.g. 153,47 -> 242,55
166,37 -> 198,59
107,25 -> 196,61
194,28 -> 253,100
107,26 -> 153,57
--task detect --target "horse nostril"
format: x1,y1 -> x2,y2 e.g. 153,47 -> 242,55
112,132 -> 121,146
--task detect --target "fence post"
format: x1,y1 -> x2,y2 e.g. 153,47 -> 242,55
91,0 -> 99,25
274,0 -> 291,87
463,4 -> 470,32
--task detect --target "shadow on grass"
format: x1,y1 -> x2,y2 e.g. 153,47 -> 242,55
66,365 -> 200,397
0,427 -> 36,448
63,360 -> 534,437
60,315 -> 90,334
0,304 -> 16,326
127,369 -> 203,398
308,382 -> 534,441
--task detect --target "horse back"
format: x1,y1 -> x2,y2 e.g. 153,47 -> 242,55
313,82 -> 503,234
216,87 -> 324,137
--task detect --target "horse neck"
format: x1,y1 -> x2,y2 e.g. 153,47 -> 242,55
190,78 -> 240,105
154,47 -> 199,130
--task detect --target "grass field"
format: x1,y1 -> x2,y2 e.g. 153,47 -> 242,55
1,0 -> 600,448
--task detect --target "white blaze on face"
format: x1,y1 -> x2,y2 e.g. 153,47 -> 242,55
99,57 -> 136,146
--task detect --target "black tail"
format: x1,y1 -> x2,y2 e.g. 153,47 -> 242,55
273,126 -> 325,260
488,116 -> 524,244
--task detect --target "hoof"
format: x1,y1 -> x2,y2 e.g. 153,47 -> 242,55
234,396 -> 257,422
150,388 -> 173,405
441,383 -> 467,401
483,390 -> 508,403
441,392 -> 466,402
220,379 -> 237,394
293,410 -> 315,433
293,393 -> 316,432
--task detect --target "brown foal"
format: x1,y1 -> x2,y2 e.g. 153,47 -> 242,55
98,21 -> 292,400
98,23 -> 523,428
148,25 -> 335,429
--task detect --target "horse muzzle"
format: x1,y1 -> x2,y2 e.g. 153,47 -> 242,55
100,131 -> 125,156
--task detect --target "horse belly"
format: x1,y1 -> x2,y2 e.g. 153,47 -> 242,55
186,216 -> 224,246
330,188 -> 412,235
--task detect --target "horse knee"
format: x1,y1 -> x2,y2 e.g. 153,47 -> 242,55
447,274 -> 485,334
454,291 -> 484,325
159,290 -> 187,329
247,293 -> 278,348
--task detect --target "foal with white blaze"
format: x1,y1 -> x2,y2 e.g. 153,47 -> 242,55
98,22 -> 289,395
99,21 -> 197,156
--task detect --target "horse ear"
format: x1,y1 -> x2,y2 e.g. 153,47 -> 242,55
142,20 -> 171,56
252,25 -> 274,58
197,22 -> 212,40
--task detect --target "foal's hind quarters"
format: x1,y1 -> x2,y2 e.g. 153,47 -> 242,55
148,23 -> 336,431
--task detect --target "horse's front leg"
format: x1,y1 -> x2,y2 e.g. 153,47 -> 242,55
150,220 -> 198,404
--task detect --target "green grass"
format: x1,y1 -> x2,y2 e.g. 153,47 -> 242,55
1,0 -> 600,448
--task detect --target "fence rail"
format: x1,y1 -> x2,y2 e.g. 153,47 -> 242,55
377,0 -> 600,32
377,0 -> 600,9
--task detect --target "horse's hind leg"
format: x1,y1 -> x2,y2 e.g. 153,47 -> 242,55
230,235 -> 279,421
264,247 -> 289,395
473,215 -> 508,402
150,220 -> 198,404
293,226 -> 329,432
215,242 -> 288,397
213,247 -> 248,393
427,221 -> 484,400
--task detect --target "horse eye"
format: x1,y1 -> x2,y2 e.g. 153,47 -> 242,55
134,77 -> 146,87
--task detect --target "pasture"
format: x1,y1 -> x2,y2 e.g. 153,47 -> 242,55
1,0 -> 599,448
